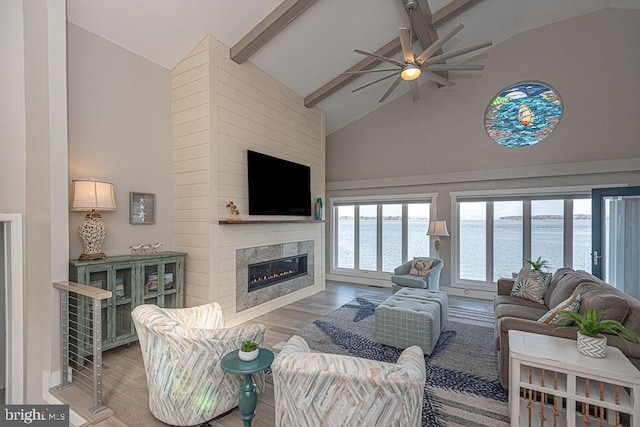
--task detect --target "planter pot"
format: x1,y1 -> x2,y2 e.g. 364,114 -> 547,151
239,348 -> 259,361
576,331 -> 607,358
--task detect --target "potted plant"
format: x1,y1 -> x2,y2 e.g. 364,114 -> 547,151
557,306 -> 640,358
239,339 -> 259,361
524,256 -> 552,271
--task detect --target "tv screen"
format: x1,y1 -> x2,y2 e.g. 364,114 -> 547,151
247,150 -> 311,216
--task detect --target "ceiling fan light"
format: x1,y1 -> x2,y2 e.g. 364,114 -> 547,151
401,64 -> 421,81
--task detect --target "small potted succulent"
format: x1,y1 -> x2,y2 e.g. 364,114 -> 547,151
239,339 -> 259,361
557,306 -> 640,358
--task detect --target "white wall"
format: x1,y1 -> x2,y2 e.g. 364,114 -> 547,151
0,0 -> 68,403
67,24 -> 174,259
325,8 -> 640,298
171,36 -> 326,321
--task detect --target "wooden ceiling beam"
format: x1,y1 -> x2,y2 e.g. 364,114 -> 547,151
304,0 -> 485,108
304,38 -> 403,108
231,0 -> 317,64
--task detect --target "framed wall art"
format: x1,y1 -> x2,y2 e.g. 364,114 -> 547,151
130,192 -> 156,224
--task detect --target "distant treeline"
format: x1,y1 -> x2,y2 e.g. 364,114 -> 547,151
499,214 -> 591,220
338,216 -> 428,220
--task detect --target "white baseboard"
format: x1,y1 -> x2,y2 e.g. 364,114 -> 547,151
441,286 -> 494,301
326,273 -> 392,288
42,370 -> 87,427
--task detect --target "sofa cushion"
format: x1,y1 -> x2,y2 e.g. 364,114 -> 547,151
545,270 -> 593,308
493,295 -> 549,312
409,257 -> 433,276
495,303 -> 548,322
543,268 -> 575,306
623,299 -> 640,336
511,269 -> 551,304
574,282 -> 629,323
538,294 -> 581,325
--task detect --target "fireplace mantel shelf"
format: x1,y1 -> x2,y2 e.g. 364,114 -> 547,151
219,219 -> 326,225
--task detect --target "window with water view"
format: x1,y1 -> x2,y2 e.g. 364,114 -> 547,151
334,201 -> 431,274
457,197 -> 591,284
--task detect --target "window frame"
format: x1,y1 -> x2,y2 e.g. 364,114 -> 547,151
330,193 -> 438,279
450,186 -> 595,291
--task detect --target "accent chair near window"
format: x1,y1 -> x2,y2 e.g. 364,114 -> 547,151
391,257 -> 443,293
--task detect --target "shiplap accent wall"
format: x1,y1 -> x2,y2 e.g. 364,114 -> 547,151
172,35 -> 325,321
171,37 -> 211,307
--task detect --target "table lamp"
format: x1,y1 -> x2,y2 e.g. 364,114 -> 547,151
71,179 -> 117,260
427,220 -> 449,258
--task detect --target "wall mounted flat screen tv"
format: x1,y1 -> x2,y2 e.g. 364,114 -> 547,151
247,150 -> 311,216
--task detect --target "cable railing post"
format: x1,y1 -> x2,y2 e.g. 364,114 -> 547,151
57,289 -> 71,390
90,296 -> 107,414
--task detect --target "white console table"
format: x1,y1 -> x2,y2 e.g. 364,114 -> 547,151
509,330 -> 640,426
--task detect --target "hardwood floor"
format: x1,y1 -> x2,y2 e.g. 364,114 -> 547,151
95,282 -> 492,427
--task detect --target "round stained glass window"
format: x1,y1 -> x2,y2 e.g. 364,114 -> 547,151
484,81 -> 563,148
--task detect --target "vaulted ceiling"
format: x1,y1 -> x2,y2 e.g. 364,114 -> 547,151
67,0 -> 636,134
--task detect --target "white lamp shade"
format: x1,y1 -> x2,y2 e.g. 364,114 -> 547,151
71,180 -> 117,211
427,220 -> 449,237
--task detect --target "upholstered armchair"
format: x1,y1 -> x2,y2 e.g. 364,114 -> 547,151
391,257 -> 443,293
272,335 -> 426,427
131,302 -> 265,426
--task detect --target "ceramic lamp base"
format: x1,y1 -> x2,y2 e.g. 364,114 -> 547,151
78,211 -> 108,260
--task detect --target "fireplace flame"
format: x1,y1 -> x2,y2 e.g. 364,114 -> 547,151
251,269 -> 295,284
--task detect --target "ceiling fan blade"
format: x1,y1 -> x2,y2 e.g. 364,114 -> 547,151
351,73 -> 398,93
416,22 -> 464,65
341,68 -> 399,75
399,28 -> 414,63
379,76 -> 403,103
427,64 -> 485,71
426,40 -> 493,64
409,80 -> 420,102
354,49 -> 405,67
422,70 -> 455,87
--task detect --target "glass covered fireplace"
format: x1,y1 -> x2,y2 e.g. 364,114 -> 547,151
248,254 -> 308,292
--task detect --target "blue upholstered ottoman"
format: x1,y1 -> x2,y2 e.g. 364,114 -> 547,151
393,288 -> 448,331
374,295 -> 441,354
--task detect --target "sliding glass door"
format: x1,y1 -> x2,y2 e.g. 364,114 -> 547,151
592,187 -> 640,298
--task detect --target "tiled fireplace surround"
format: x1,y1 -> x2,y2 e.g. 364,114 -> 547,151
236,240 -> 314,312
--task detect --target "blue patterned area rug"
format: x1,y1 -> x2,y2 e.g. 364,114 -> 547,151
293,297 -> 509,427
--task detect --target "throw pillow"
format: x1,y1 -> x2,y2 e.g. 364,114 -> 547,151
538,294 -> 581,325
408,257 -> 434,276
511,268 -> 552,304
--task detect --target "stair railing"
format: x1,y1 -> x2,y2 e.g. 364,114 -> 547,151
53,280 -> 112,414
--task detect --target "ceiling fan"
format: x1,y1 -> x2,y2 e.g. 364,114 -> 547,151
344,23 -> 492,103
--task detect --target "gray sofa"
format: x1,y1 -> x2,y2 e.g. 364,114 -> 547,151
391,257 -> 443,293
494,268 -> 640,391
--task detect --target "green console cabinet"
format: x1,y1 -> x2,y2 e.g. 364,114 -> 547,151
69,251 -> 186,352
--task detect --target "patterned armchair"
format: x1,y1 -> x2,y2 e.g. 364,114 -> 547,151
272,335 -> 426,427
131,302 -> 265,426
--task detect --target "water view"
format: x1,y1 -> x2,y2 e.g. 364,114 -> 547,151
337,218 -> 591,282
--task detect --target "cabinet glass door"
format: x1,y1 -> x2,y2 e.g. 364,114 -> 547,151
113,265 -> 135,341
163,261 -> 178,307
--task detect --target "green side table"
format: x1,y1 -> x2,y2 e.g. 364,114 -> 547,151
220,348 -> 274,427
